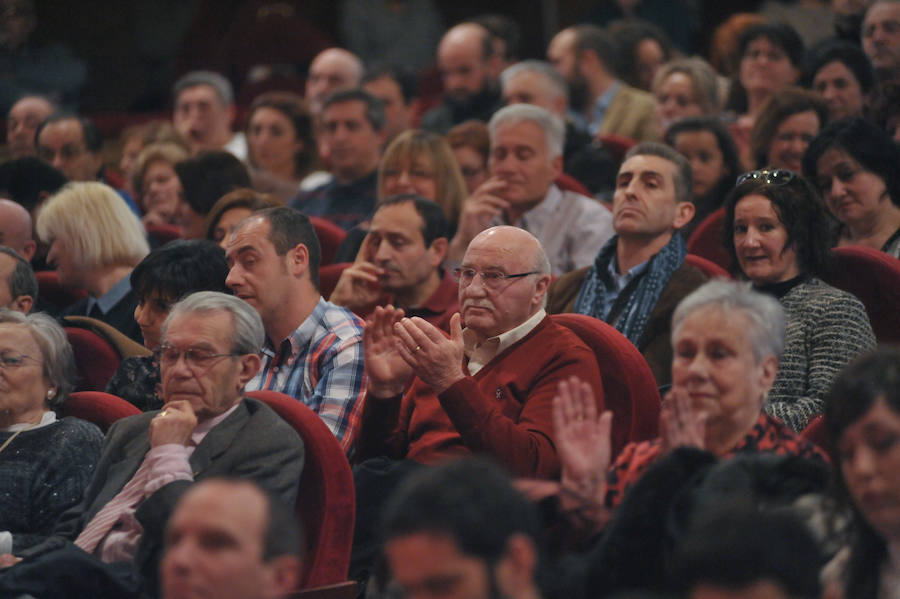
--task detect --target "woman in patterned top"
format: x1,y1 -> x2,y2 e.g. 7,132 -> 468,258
553,280 -> 826,519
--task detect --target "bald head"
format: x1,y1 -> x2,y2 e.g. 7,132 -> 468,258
6,96 -> 54,159
438,23 -> 498,105
0,199 -> 36,261
468,226 -> 549,273
306,48 -> 364,114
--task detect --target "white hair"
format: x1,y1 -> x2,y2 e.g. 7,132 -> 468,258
488,103 -> 565,158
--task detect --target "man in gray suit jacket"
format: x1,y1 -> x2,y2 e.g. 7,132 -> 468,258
0,291 -> 305,598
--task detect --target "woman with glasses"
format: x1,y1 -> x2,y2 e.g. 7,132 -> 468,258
803,117 -> 900,259
0,310 -> 103,554
722,168 -> 875,431
106,240 -> 230,411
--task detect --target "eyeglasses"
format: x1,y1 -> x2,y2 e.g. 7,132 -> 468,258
154,345 -> 239,371
735,169 -> 797,187
452,267 -> 539,290
0,352 -> 40,370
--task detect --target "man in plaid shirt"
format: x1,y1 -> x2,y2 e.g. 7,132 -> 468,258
226,206 -> 367,454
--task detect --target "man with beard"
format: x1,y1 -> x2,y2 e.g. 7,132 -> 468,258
421,23 -> 504,134
862,1 -> 900,81
548,24 -> 659,142
328,195 -> 458,331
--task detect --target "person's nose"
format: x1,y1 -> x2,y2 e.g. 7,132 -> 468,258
225,265 -> 243,290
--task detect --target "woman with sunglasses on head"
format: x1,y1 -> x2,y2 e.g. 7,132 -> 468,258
723,168 -> 875,431
803,117 -> 900,259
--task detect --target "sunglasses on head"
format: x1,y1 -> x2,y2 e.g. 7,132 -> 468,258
735,169 -> 797,187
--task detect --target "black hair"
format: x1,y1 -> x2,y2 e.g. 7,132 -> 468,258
381,458 -> 543,572
824,348 -> 900,599
802,117 -> 900,209
0,246 -> 37,303
35,112 -> 102,153
255,206 -> 321,290
0,157 -> 67,212
670,501 -> 822,598
723,173 -> 833,278
174,151 -> 252,216
321,89 -> 386,132
472,14 -> 522,62
609,19 -> 676,89
665,116 -> 741,196
362,64 -> 418,104
738,23 -> 805,69
802,39 -> 875,94
377,194 -> 449,247
131,239 -> 230,304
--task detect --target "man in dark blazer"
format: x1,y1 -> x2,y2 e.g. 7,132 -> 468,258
0,291 -> 305,598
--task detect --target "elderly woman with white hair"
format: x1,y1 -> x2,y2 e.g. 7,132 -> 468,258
36,181 -> 150,342
0,309 -> 103,554
553,279 -> 827,517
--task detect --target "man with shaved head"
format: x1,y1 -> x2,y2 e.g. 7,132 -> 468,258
6,95 -> 54,159
421,23 -> 504,134
306,47 -> 364,116
0,199 -> 36,261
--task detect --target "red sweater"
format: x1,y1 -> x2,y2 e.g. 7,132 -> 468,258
356,316 -> 605,478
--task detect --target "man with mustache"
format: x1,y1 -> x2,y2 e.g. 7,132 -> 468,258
226,206 -> 367,455
329,195 -> 458,331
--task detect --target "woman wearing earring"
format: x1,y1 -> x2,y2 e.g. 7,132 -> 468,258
0,310 -> 103,554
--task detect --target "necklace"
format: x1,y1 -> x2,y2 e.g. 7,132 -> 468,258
0,422 -> 39,457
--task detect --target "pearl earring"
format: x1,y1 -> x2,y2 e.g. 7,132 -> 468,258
46,389 -> 55,400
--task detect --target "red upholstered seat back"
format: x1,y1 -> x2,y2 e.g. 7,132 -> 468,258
246,390 -> 355,588
686,207 -> 731,271
59,391 -> 141,433
64,327 -> 122,392
684,254 -> 730,279
800,415 -> 831,456
319,262 -> 351,300
36,271 -> 88,313
309,216 -> 347,267
551,314 -> 661,457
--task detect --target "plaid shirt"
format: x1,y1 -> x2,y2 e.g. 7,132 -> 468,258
247,298 -> 367,454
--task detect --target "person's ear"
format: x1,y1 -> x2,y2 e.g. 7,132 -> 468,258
262,555 -> 301,598
287,243 -> 310,278
758,354 -> 778,398
493,534 -> 538,599
237,353 -> 262,388
427,237 -> 449,267
550,154 -> 563,180
672,201 -> 696,230
11,294 -> 33,314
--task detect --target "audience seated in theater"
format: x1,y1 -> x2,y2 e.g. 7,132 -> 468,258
0,292 -> 304,599
225,207 -> 366,454
378,459 -> 547,599
724,169 -> 876,430
174,150 -> 251,239
160,478 -> 303,599
822,347 -> 900,599
0,310 -> 103,555
748,87 -> 827,173
651,58 -> 721,133
351,227 -> 603,580
500,60 -> 617,196
446,104 -> 614,274
547,24 -> 660,142
362,64 -> 415,146
862,1 -> 900,82
803,117 -> 900,258
35,182 -> 150,343
420,23 -> 504,134
244,92 -> 318,201
172,71 -> 246,159
5,95 -> 54,160
291,90 -> 385,232
0,246 -> 36,313
106,239 -> 231,412
117,121 -> 186,194
608,19 -> 676,93
553,280 -> 826,528
446,120 -> 491,195
548,142 -> 706,387
205,188 -> 281,249
305,47 -> 364,117
131,142 -> 189,230
664,117 -> 741,240
0,199 -> 36,262
802,40 -> 873,122
330,195 -> 458,331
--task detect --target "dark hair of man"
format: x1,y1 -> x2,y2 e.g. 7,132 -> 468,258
35,112 -> 102,153
802,39 -> 875,94
174,151 -> 252,215
571,24 -> 618,76
472,14 -> 522,61
664,116 -> 741,198
0,157 -> 67,212
0,246 -> 37,302
824,347 -> 900,599
624,141 -> 694,205
362,64 -> 417,105
131,239 -> 230,305
737,23 -> 805,69
609,19 -> 675,89
377,194 -> 449,247
802,116 -> 900,208
381,458 -> 543,573
669,501 -> 822,598
321,89 -> 386,132
256,206 -> 322,290
722,174 -> 832,278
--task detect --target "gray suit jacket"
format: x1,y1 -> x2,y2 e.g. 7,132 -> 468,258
20,398 -> 304,593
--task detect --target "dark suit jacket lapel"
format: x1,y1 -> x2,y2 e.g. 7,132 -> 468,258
188,400 -> 250,476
